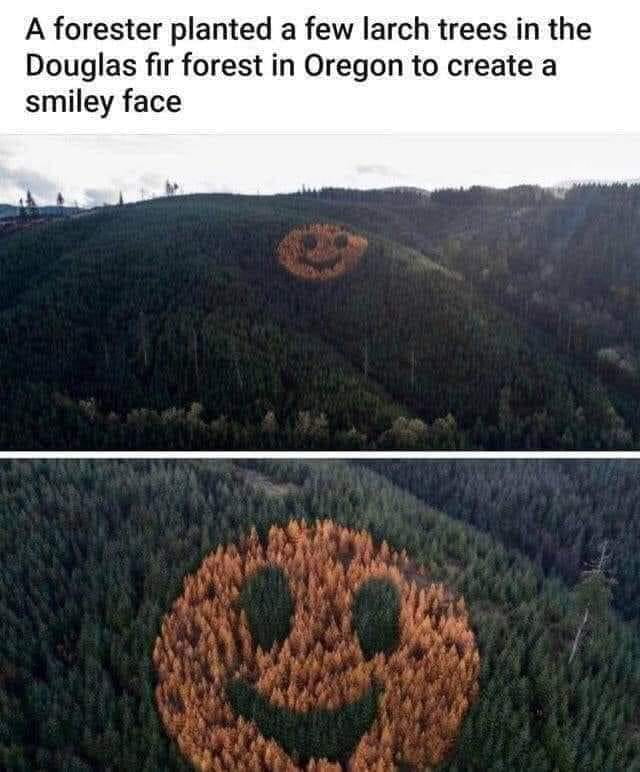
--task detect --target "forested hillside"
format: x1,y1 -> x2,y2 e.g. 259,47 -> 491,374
304,184 -> 640,440
1,461 -> 639,770
372,461 -> 640,623
0,190 -> 636,450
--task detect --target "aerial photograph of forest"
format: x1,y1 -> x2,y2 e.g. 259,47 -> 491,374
2,135 -> 640,450
1,459 -> 639,770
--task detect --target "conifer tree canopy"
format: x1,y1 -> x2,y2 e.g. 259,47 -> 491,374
353,577 -> 401,659
2,461 -> 640,769
240,564 -> 294,650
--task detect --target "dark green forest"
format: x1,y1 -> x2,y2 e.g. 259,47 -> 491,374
1,461 -> 639,770
372,461 -> 640,623
1,186 -> 639,449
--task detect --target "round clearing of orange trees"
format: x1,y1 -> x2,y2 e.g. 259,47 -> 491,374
277,224 -> 368,281
153,519 -> 480,770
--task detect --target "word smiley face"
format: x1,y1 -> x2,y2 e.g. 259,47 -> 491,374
153,520 -> 479,770
277,224 -> 368,281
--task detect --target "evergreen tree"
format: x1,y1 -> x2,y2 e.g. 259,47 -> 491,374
25,189 -> 38,219
569,541 -> 613,664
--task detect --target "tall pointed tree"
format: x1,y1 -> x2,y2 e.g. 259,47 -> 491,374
569,540 -> 613,664
25,190 -> 38,219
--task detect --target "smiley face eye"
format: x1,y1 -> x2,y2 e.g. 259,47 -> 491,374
302,233 -> 318,250
240,565 -> 294,650
352,578 -> 400,659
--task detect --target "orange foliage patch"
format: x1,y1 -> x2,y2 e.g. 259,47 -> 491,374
154,520 -> 480,770
277,224 -> 368,280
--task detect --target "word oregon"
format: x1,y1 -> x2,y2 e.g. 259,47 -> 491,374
304,55 -> 404,83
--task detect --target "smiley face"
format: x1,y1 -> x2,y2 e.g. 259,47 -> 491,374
153,520 -> 479,770
277,224 -> 368,280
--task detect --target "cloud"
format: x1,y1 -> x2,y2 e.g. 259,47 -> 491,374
355,163 -> 404,178
139,172 -> 164,189
0,161 -> 59,202
83,187 -> 119,207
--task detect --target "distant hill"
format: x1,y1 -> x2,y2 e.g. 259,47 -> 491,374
0,189 -> 638,449
0,203 -> 79,219
0,205 -> 17,219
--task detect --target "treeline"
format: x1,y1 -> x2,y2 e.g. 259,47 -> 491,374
1,460 -> 639,770
0,193 -> 633,450
0,390 -> 467,451
371,461 -> 640,623
430,185 -> 557,207
295,187 -> 430,204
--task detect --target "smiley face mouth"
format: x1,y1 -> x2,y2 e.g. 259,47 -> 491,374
298,253 -> 342,272
227,678 -> 382,763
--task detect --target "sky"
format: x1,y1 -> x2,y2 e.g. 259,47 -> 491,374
1,134 -> 640,207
